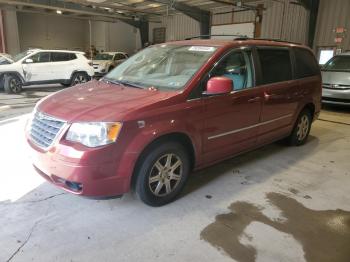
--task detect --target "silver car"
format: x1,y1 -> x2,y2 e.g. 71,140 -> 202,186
322,52 -> 350,105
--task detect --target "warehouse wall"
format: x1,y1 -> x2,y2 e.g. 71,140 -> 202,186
17,13 -> 87,51
149,0 -> 309,44
314,0 -> 350,52
211,0 -> 309,45
2,10 -> 20,55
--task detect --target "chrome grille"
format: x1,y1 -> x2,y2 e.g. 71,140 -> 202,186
29,112 -> 66,149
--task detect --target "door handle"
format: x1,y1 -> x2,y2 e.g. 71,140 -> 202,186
248,97 -> 261,103
264,92 -> 271,101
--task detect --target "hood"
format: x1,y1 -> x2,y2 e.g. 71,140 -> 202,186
37,80 -> 177,122
322,70 -> 350,86
92,60 -> 110,65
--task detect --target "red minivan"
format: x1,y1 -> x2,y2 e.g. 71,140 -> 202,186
26,39 -> 321,206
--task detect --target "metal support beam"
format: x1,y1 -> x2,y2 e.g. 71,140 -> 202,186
119,18 -> 149,47
0,0 -> 135,20
297,0 -> 320,47
149,0 -> 210,36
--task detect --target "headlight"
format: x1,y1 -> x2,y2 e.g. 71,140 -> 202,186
66,122 -> 122,147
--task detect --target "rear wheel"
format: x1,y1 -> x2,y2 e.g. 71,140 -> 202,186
4,74 -> 23,94
70,72 -> 90,86
135,142 -> 190,206
287,109 -> 312,146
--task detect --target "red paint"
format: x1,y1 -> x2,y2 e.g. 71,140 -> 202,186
206,77 -> 232,95
27,39 -> 322,197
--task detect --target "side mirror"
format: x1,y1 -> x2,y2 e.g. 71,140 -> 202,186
25,58 -> 33,63
204,76 -> 233,96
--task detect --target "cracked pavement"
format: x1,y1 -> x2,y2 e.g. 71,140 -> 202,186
0,105 -> 350,261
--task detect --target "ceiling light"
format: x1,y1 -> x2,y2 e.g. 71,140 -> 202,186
56,10 -> 62,14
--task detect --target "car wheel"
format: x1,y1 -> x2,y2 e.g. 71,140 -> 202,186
61,83 -> 71,88
108,66 -> 114,72
71,72 -> 90,86
4,74 -> 23,94
287,109 -> 312,146
135,142 -> 190,207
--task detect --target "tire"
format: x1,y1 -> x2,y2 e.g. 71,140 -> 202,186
108,66 -> 114,72
61,83 -> 71,88
287,109 -> 312,146
135,142 -> 190,207
70,72 -> 90,86
4,74 -> 23,94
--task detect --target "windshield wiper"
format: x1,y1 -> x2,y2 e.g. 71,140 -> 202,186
102,78 -> 145,89
119,80 -> 145,89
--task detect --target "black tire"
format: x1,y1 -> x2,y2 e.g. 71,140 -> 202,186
287,109 -> 312,146
61,83 -> 71,88
4,74 -> 23,94
108,66 -> 114,72
70,72 -> 90,86
135,142 -> 190,207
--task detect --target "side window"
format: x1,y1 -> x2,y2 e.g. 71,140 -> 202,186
257,48 -> 292,84
51,52 -> 76,62
115,53 -> 125,60
210,50 -> 254,90
294,48 -> 320,78
28,52 -> 50,63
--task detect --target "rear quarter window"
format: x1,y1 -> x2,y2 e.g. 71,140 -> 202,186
257,48 -> 293,84
51,52 -> 77,62
293,48 -> 320,78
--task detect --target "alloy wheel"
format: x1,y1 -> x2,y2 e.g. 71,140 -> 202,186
9,78 -> 22,93
296,115 -> 309,141
148,153 -> 183,197
73,74 -> 88,86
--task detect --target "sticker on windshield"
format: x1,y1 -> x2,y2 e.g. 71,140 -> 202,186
189,46 -> 215,52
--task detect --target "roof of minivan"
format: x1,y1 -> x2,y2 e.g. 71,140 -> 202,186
165,39 -> 307,49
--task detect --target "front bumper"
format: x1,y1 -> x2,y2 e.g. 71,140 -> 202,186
322,87 -> 350,105
27,138 -> 132,197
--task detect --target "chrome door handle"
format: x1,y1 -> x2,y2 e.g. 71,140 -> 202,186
264,92 -> 271,101
248,97 -> 261,103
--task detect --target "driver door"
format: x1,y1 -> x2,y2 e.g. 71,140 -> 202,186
22,52 -> 52,82
202,49 -> 263,163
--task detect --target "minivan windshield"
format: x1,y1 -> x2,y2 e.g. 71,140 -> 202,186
104,44 -> 217,90
322,56 -> 350,72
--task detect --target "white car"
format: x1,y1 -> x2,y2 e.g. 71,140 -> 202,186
0,49 -> 94,93
92,52 -> 128,76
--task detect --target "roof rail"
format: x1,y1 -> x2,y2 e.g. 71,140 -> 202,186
185,34 -> 249,40
253,38 -> 302,45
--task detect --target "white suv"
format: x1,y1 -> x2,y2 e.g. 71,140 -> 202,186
0,49 -> 94,93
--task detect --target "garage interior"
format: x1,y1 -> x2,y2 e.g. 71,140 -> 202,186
0,0 -> 349,262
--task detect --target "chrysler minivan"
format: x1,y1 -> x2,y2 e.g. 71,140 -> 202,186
26,39 -> 321,206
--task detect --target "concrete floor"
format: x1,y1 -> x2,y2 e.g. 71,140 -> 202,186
0,96 -> 349,261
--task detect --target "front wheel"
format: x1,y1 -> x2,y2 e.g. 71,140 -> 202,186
135,142 -> 190,207
4,74 -> 23,94
287,109 -> 312,146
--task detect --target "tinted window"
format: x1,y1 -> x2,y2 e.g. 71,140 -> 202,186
115,53 -> 126,60
294,48 -> 320,78
51,52 -> 76,62
29,52 -> 50,63
258,48 -> 292,84
210,50 -> 254,90
323,56 -> 350,72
